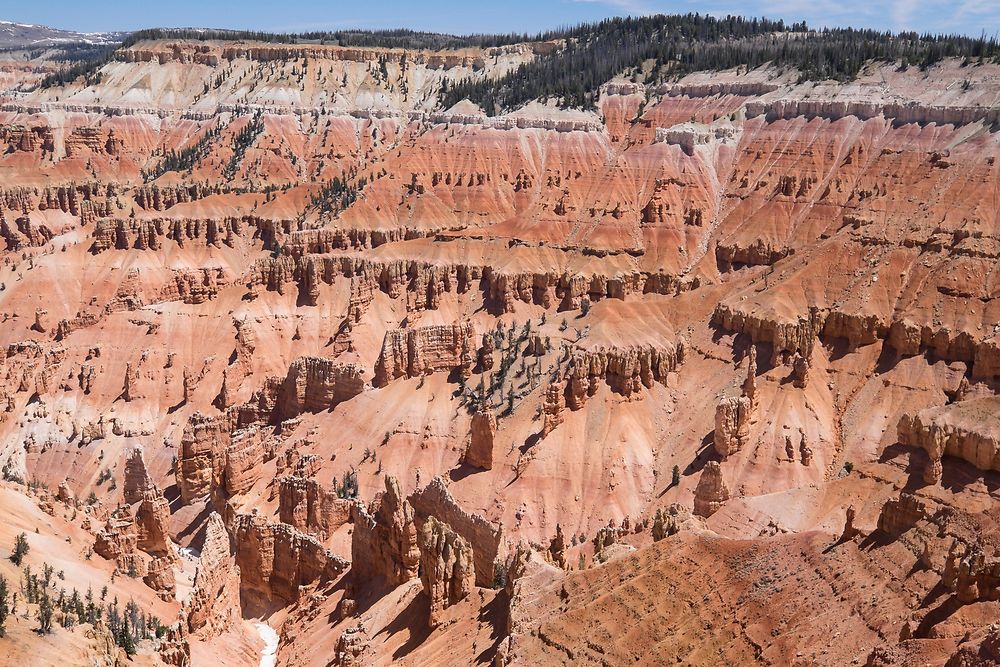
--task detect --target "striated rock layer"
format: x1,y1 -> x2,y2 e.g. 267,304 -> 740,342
1,29 -> 1000,667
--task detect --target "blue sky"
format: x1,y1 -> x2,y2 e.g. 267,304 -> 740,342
5,0 -> 999,37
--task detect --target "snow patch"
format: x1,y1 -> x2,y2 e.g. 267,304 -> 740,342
177,545 -> 201,559
256,623 -> 279,667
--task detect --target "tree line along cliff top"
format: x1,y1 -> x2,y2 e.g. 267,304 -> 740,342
35,13 -> 1000,112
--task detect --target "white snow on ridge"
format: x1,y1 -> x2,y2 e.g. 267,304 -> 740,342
0,18 -> 122,47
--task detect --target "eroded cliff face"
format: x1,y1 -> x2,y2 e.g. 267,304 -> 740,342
871,492 -> 1000,626
231,511 -> 349,603
275,357 -> 365,421
374,323 -> 475,386
350,476 -> 419,589
898,396 -> 1000,484
278,476 -> 352,539
409,476 -> 503,588
0,36 -> 999,667
464,408 -> 496,470
564,340 -> 685,408
186,512 -> 241,635
177,412 -> 231,504
418,515 -> 476,628
714,395 -> 752,458
91,446 -> 177,598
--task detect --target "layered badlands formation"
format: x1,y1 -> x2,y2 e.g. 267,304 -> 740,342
0,33 -> 997,667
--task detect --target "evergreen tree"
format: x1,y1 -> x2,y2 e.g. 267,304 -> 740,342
118,616 -> 137,655
37,590 -> 53,634
439,15 -> 1000,113
0,575 -> 9,638
10,533 -> 28,566
40,18 -> 1000,96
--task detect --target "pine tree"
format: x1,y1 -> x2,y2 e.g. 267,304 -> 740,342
0,575 -> 9,638
10,533 -> 28,566
117,615 -> 137,655
38,590 -> 53,634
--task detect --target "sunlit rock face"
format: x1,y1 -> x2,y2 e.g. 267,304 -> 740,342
1,25 -> 1000,667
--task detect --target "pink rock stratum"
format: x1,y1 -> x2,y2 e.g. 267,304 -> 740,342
0,15 -> 998,667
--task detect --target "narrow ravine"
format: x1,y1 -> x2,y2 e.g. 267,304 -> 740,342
256,623 -> 279,667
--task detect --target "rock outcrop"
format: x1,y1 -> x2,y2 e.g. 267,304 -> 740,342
278,476 -> 352,539
652,504 -> 693,541
565,341 -> 684,408
374,323 -> 475,386
744,97 -> 1000,127
56,480 -> 74,504
93,507 -> 146,577
158,621 -> 192,666
186,513 -> 240,635
877,493 -> 929,537
232,511 -> 349,603
176,413 -> 230,504
713,303 -> 825,364
418,515 -> 476,628
134,487 -> 176,561
409,476 -> 503,587
943,540 -> 1000,604
714,395 -> 752,458
693,461 -> 730,518
464,407 -> 496,470
840,506 -> 860,542
743,345 -> 758,409
95,448 -> 176,585
144,556 -> 177,600
123,446 -> 154,505
350,476 -> 419,588
222,426 -> 268,496
897,397 -> 1000,485
547,524 -> 567,569
477,333 -> 495,371
792,352 -> 811,389
799,435 -> 813,466
122,362 -> 140,402
541,381 -> 566,437
945,626 -> 1000,667
275,357 -> 365,421
92,215 -> 291,254
331,624 -> 374,667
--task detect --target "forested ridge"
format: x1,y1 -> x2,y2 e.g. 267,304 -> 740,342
36,13 -> 1000,111
440,14 -> 1000,113
37,26 -> 553,87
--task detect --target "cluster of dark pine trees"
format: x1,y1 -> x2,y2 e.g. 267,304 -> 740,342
439,14 -> 1000,113
298,28 -> 553,50
36,25 -> 545,88
223,112 -> 266,180
107,27 -> 554,51
106,597 -> 163,654
0,41 -> 110,63
2,533 -> 162,649
38,43 -> 117,88
37,14 -> 1000,107
310,175 -> 362,215
142,123 -> 224,182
